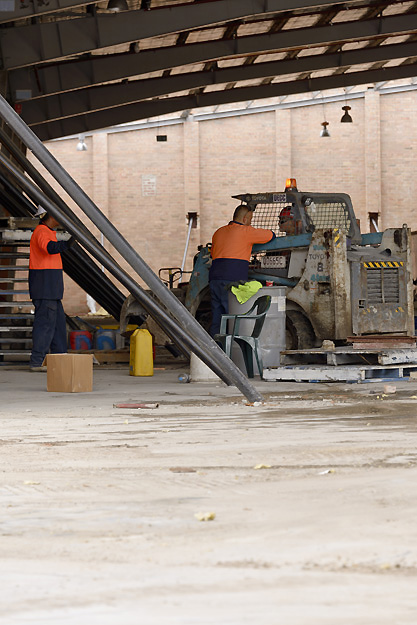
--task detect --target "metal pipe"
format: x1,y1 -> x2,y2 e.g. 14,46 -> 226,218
0,155 -> 193,355
178,213 -> 194,284
0,155 -> 192,357
0,127 -> 206,358
0,183 -> 124,319
0,150 -> 192,357
0,150 -> 233,386
0,94 -> 262,402
0,126 -> 101,247
61,251 -> 125,320
0,165 -> 125,320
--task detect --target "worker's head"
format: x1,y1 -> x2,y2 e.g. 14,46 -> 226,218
279,205 -> 298,235
233,204 -> 253,226
34,205 -> 59,229
40,213 -> 60,230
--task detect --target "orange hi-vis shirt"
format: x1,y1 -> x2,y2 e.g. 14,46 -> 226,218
29,224 -> 70,300
210,221 -> 275,282
29,224 -> 63,270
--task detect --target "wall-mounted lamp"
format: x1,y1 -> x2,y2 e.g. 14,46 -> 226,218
76,135 -> 87,151
107,0 -> 129,12
320,121 -> 330,137
341,105 -> 353,123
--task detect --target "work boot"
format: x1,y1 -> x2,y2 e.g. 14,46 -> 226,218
30,365 -> 47,372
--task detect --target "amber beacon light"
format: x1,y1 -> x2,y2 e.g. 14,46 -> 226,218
285,178 -> 298,191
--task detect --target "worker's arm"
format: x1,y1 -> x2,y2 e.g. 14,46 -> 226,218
250,227 -> 276,244
36,228 -> 74,255
46,239 -> 73,254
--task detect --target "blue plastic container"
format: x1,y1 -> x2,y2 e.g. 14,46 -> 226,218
94,329 -> 116,350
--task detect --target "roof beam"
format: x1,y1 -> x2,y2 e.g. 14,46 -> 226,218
19,40 -> 417,125
0,0 -> 94,25
0,0 -> 370,69
10,11 -> 417,98
30,61 -> 417,141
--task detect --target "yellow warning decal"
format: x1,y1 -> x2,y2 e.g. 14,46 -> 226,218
363,261 -> 403,268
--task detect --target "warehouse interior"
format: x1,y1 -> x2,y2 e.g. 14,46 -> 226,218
2,0 -> 417,379
1,2 -> 417,624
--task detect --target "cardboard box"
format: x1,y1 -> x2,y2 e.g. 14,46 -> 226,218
46,354 -> 93,393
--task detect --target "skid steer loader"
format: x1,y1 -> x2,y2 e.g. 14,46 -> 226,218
184,179 -> 414,348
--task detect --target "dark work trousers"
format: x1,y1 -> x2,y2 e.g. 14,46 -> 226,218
30,299 -> 67,367
209,279 -> 231,337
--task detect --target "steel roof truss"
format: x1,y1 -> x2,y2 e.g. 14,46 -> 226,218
9,11 -> 417,101
0,0 -> 353,69
19,40 -> 417,125
30,60 -> 417,141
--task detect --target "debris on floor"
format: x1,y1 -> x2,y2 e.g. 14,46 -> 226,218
194,512 -> 216,522
113,402 -> 159,409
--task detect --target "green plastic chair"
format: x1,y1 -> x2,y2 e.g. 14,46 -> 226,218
214,295 -> 271,378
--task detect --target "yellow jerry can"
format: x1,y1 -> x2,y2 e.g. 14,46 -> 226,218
129,329 -> 153,376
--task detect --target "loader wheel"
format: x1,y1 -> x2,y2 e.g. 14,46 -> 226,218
286,310 -> 316,350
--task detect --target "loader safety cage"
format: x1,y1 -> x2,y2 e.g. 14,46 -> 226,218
233,191 -> 362,243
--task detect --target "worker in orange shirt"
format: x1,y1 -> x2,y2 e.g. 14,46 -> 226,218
209,204 -> 275,336
29,206 -> 74,371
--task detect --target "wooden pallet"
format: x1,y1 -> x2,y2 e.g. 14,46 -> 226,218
346,335 -> 417,349
68,349 -> 130,364
263,363 -> 417,382
281,347 -> 417,367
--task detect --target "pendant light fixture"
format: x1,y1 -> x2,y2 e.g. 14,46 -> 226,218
320,121 -> 330,137
341,105 -> 353,123
320,93 -> 330,137
107,0 -> 129,12
76,135 -> 87,151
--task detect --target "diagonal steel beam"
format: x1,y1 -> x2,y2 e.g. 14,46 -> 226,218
9,11 -> 417,100
0,0 -> 385,69
0,0 -> 355,23
0,0 -> 95,25
0,93 -> 264,403
30,61 -> 417,141
19,40 -> 417,125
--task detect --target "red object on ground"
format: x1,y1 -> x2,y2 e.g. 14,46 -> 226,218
69,331 -> 93,350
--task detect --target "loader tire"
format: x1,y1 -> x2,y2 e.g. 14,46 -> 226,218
286,310 -> 316,350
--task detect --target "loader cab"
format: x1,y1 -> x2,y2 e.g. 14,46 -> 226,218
233,182 -> 361,281
233,184 -> 361,243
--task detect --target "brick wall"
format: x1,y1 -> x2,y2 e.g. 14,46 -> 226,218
380,91 -> 417,230
27,89 -> 417,315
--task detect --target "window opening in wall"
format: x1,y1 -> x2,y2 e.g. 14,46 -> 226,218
369,212 -> 379,233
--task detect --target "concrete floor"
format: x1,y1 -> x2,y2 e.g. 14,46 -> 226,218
1,364 -> 417,624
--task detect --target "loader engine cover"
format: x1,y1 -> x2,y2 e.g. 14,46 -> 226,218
350,257 -> 409,335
